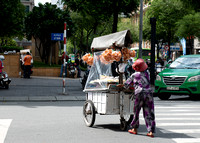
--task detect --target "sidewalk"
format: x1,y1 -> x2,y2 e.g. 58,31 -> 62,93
0,76 -> 86,102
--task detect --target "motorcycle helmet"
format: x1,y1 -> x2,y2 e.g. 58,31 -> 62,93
132,58 -> 148,72
0,55 -> 5,60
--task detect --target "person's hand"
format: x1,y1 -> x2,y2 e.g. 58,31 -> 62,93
117,84 -> 124,88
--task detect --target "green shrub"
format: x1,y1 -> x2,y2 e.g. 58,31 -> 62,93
33,61 -> 60,68
1,46 -> 23,52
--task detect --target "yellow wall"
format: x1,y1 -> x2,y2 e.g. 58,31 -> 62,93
3,54 -> 20,77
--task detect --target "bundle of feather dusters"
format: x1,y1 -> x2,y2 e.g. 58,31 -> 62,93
82,53 -> 94,66
82,48 -> 135,65
100,48 -> 135,64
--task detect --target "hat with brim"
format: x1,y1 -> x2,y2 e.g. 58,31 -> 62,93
132,58 -> 148,72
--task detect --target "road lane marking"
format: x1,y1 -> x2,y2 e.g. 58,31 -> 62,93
173,138 -> 200,143
166,129 -> 200,133
154,113 -> 200,116
155,107 -> 200,109
141,118 -> 200,120
157,123 -> 200,126
0,119 -> 12,143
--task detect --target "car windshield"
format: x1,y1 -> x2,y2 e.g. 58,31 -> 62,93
169,57 -> 200,69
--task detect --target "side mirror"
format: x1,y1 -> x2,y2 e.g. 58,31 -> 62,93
165,64 -> 170,68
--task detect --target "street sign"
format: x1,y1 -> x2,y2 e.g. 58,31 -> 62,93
51,33 -> 64,41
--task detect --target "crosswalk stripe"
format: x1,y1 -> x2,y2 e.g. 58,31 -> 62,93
155,113 -> 200,116
153,104 -> 200,143
165,129 -> 200,133
0,119 -> 12,143
141,118 -> 200,120
157,123 -> 200,126
172,138 -> 200,143
168,110 -> 199,112
155,106 -> 200,109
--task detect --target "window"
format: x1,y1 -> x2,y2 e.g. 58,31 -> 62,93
25,6 -> 30,13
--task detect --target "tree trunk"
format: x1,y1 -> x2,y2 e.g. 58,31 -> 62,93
80,30 -> 83,52
168,40 -> 171,61
189,37 -> 193,54
112,0 -> 118,33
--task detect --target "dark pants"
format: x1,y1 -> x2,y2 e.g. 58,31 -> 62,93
24,65 -> 31,78
76,65 -> 81,77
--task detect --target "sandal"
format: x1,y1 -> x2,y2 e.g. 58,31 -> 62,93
147,132 -> 154,138
128,129 -> 137,135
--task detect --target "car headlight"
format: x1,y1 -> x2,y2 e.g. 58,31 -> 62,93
188,75 -> 200,82
156,75 -> 161,81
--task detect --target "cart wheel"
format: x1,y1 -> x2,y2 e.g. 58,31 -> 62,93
83,100 -> 96,127
120,118 -> 127,131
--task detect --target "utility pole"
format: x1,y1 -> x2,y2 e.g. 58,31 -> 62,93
150,17 -> 156,85
138,0 -> 143,58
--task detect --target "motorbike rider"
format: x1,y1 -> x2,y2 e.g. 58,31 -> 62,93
75,55 -> 81,78
23,52 -> 32,78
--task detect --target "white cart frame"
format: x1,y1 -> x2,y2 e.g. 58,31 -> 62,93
83,86 -> 134,130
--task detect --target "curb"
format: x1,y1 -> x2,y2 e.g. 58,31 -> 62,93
0,96 -> 86,102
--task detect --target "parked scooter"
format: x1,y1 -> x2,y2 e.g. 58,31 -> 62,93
0,72 -> 11,89
0,55 -> 11,89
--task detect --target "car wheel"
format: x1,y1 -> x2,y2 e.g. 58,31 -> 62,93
158,93 -> 171,100
189,94 -> 200,100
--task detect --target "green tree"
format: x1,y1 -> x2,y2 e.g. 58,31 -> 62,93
0,0 -> 25,45
118,18 -> 139,43
62,0 -> 139,33
143,0 -> 186,58
25,3 -> 73,64
176,12 -> 200,53
70,11 -> 113,53
180,0 -> 200,12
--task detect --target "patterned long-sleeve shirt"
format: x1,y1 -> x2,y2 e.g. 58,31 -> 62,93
124,70 -> 152,95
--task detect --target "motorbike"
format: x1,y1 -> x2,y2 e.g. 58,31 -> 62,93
0,72 -> 11,89
68,62 -> 77,78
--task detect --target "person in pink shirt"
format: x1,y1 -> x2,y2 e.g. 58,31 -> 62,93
0,57 -> 4,73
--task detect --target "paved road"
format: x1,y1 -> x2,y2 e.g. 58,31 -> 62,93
0,97 -> 200,143
0,76 -> 85,102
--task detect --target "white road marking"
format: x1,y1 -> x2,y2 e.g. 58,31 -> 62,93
157,123 -> 200,126
155,113 -> 200,116
141,118 -> 200,120
153,105 -> 200,143
173,138 -> 200,143
166,129 -> 200,133
155,106 -> 200,109
0,119 -> 12,143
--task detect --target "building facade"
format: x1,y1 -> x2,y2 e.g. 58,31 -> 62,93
20,0 -> 34,13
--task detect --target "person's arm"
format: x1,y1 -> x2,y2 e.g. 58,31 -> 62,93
124,74 -> 135,89
117,73 -> 135,88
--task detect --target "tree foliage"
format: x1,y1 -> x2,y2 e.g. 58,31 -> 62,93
25,3 -> 73,63
143,0 -> 187,55
118,18 -> 139,43
62,0 -> 139,53
63,0 -> 139,33
180,0 -> 200,12
0,0 -> 25,43
176,12 -> 200,39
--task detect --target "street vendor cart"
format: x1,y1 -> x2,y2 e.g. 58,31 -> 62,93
82,30 -> 136,130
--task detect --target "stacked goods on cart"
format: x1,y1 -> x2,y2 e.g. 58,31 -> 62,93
82,49 -> 135,90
